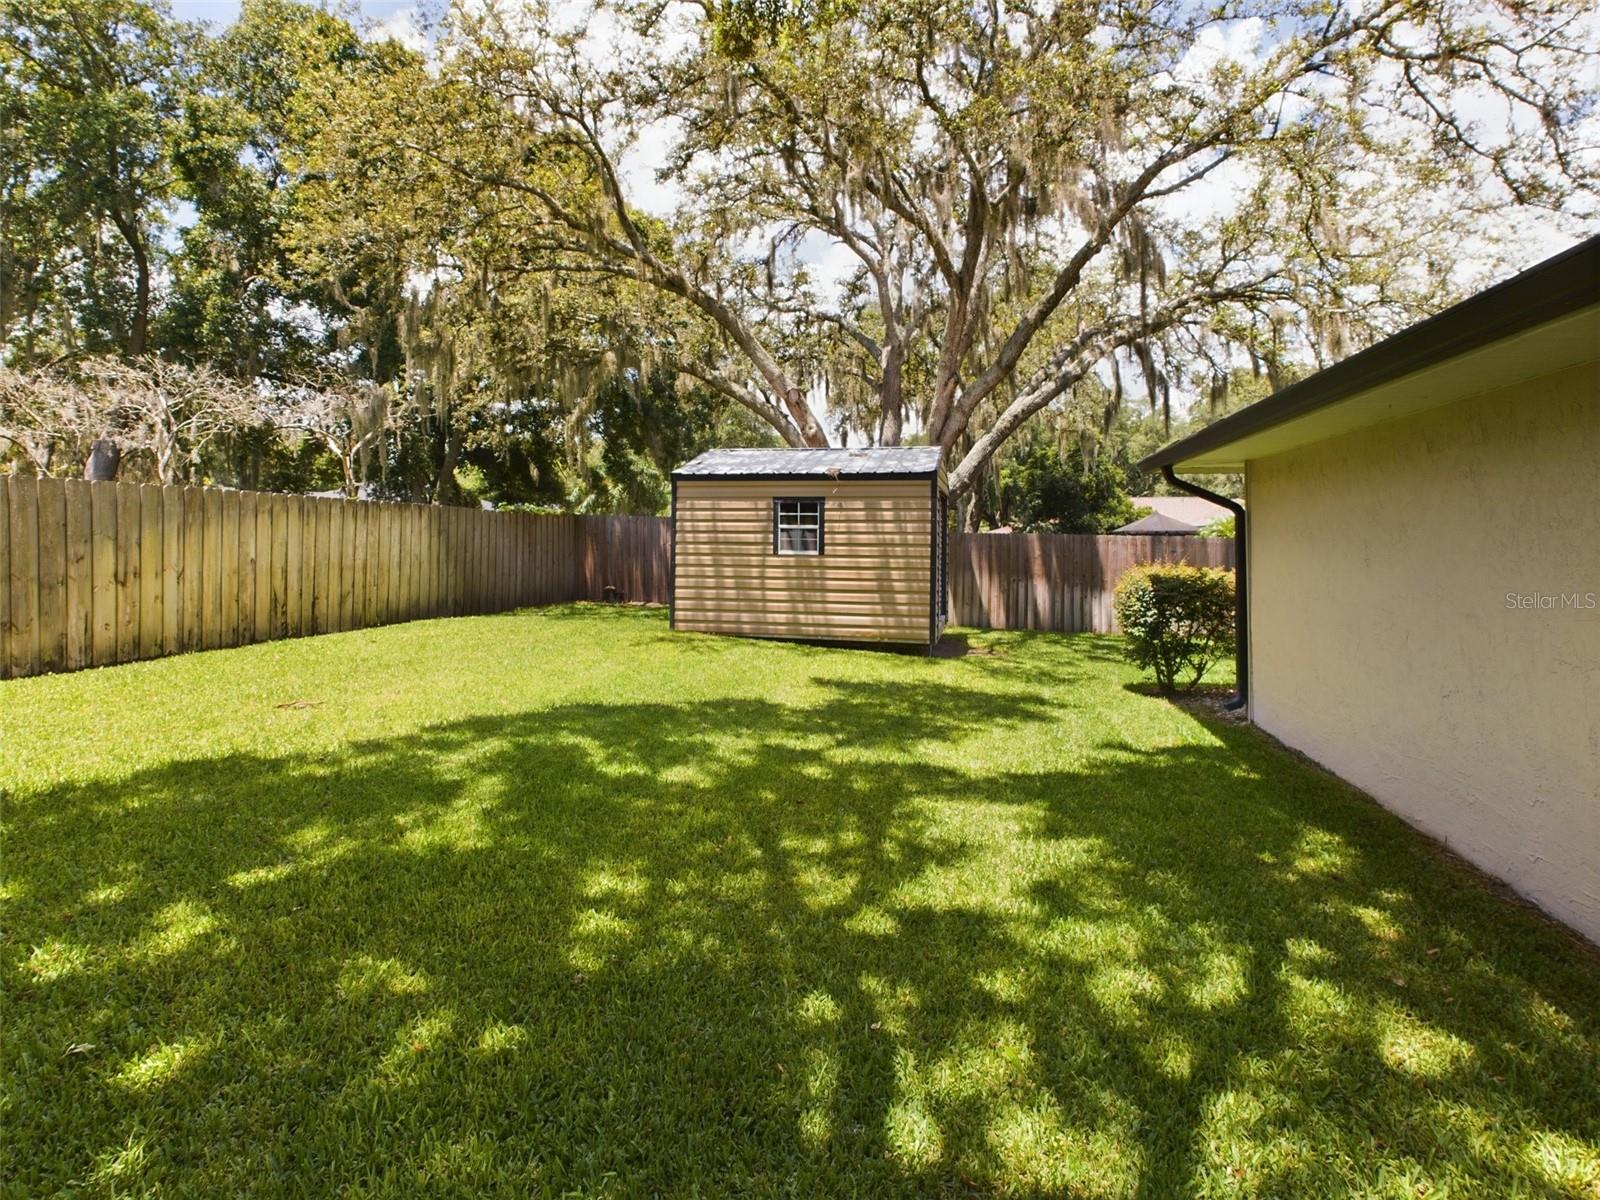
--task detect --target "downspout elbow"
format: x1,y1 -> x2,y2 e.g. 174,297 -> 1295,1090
1160,465 -> 1248,712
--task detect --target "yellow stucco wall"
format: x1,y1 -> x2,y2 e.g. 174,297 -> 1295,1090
1246,361 -> 1600,942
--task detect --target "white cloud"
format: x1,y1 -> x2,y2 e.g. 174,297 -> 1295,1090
1171,18 -> 1264,85
369,5 -> 427,52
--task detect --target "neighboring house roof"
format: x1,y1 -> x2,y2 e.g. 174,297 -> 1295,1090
1126,495 -> 1235,526
1140,235 -> 1600,474
674,447 -> 943,479
1113,512 -> 1203,535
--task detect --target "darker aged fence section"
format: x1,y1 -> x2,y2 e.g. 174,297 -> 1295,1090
947,531 -> 1235,634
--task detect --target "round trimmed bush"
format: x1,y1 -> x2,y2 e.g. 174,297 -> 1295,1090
1113,564 -> 1236,692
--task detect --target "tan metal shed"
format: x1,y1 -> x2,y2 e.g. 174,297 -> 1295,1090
670,447 -> 949,650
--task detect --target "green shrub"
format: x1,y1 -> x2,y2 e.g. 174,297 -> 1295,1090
1198,514 -> 1236,538
1113,564 -> 1236,692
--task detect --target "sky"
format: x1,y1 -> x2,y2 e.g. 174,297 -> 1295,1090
170,0 -> 426,46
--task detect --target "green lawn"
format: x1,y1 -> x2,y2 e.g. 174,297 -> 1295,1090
4,606 -> 1597,1198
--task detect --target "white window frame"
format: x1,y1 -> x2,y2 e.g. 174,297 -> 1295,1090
773,497 -> 825,556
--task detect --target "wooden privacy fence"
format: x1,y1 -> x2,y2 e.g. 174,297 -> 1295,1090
948,531 -> 1235,633
577,515 -> 671,605
1,475 -> 1229,678
0,477 -> 668,679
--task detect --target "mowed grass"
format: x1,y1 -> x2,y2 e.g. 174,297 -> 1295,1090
3,606 -> 1598,1198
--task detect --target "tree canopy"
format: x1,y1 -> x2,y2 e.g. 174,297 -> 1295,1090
417,0 -> 1594,495
2,0 -> 1593,512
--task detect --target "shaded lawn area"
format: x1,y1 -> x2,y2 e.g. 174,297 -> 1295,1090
3,606 -> 1598,1198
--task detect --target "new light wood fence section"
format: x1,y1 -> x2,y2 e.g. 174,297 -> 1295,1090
1,477 -> 591,679
947,531 -> 1235,633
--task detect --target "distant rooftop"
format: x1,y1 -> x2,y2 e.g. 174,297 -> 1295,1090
1113,512 -> 1205,535
674,447 -> 943,479
1127,495 -> 1236,525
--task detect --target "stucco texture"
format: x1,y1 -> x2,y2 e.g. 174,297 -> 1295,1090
1245,360 -> 1600,942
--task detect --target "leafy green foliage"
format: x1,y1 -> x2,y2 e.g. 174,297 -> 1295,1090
1198,514 -> 1236,538
5,607 -> 1599,1194
1114,564 -> 1237,692
5,0 -> 1595,508
2,0 -> 191,358
583,371 -> 782,514
993,434 -> 1138,533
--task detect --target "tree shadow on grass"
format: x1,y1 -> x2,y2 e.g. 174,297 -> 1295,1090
5,679 -> 1598,1197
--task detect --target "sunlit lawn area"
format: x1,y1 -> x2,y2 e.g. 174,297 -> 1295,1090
4,605 -> 1598,1197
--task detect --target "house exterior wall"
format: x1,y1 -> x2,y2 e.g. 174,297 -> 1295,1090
673,477 -> 937,644
1245,360 -> 1600,941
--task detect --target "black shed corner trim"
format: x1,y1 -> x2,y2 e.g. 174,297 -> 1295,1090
927,475 -> 938,651
668,479 -> 677,630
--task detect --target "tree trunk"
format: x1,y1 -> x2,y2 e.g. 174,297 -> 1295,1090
786,387 -> 830,447
129,244 -> 149,356
878,344 -> 905,445
435,423 -> 463,503
84,439 -> 121,481
108,208 -> 150,356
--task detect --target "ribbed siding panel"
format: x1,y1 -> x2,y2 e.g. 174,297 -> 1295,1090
675,479 -> 932,644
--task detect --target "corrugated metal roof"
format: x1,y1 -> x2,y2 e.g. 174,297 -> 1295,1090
673,447 -> 943,478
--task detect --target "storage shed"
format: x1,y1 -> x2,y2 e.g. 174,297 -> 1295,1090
671,447 -> 949,649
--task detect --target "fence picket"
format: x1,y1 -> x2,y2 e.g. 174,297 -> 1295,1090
239,490 -> 257,645
0,482 -> 10,677
284,496 -> 303,638
139,484 -> 164,658
64,481 -> 93,670
115,483 -> 141,663
179,487 -> 201,651
35,478 -> 67,672
163,487 -> 182,654
316,496 -> 336,633
7,477 -> 40,676
269,493 -> 288,639
335,500 -> 352,631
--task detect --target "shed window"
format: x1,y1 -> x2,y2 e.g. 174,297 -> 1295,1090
774,498 -> 824,555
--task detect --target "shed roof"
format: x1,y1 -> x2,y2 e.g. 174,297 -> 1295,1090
674,447 -> 943,479
1140,235 -> 1600,474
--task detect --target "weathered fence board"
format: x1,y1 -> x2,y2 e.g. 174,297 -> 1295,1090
64,481 -> 92,670
36,478 -> 67,673
162,486 -> 183,654
139,484 -> 164,658
115,483 -> 140,664
239,491 -> 258,644
8,476 -> 39,676
0,480 -> 620,677
945,530 -> 1234,633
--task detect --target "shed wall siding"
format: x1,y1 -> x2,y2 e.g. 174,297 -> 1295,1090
1246,360 -> 1600,943
674,478 -> 933,643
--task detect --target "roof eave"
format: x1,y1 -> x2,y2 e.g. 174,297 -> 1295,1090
1139,235 -> 1600,474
